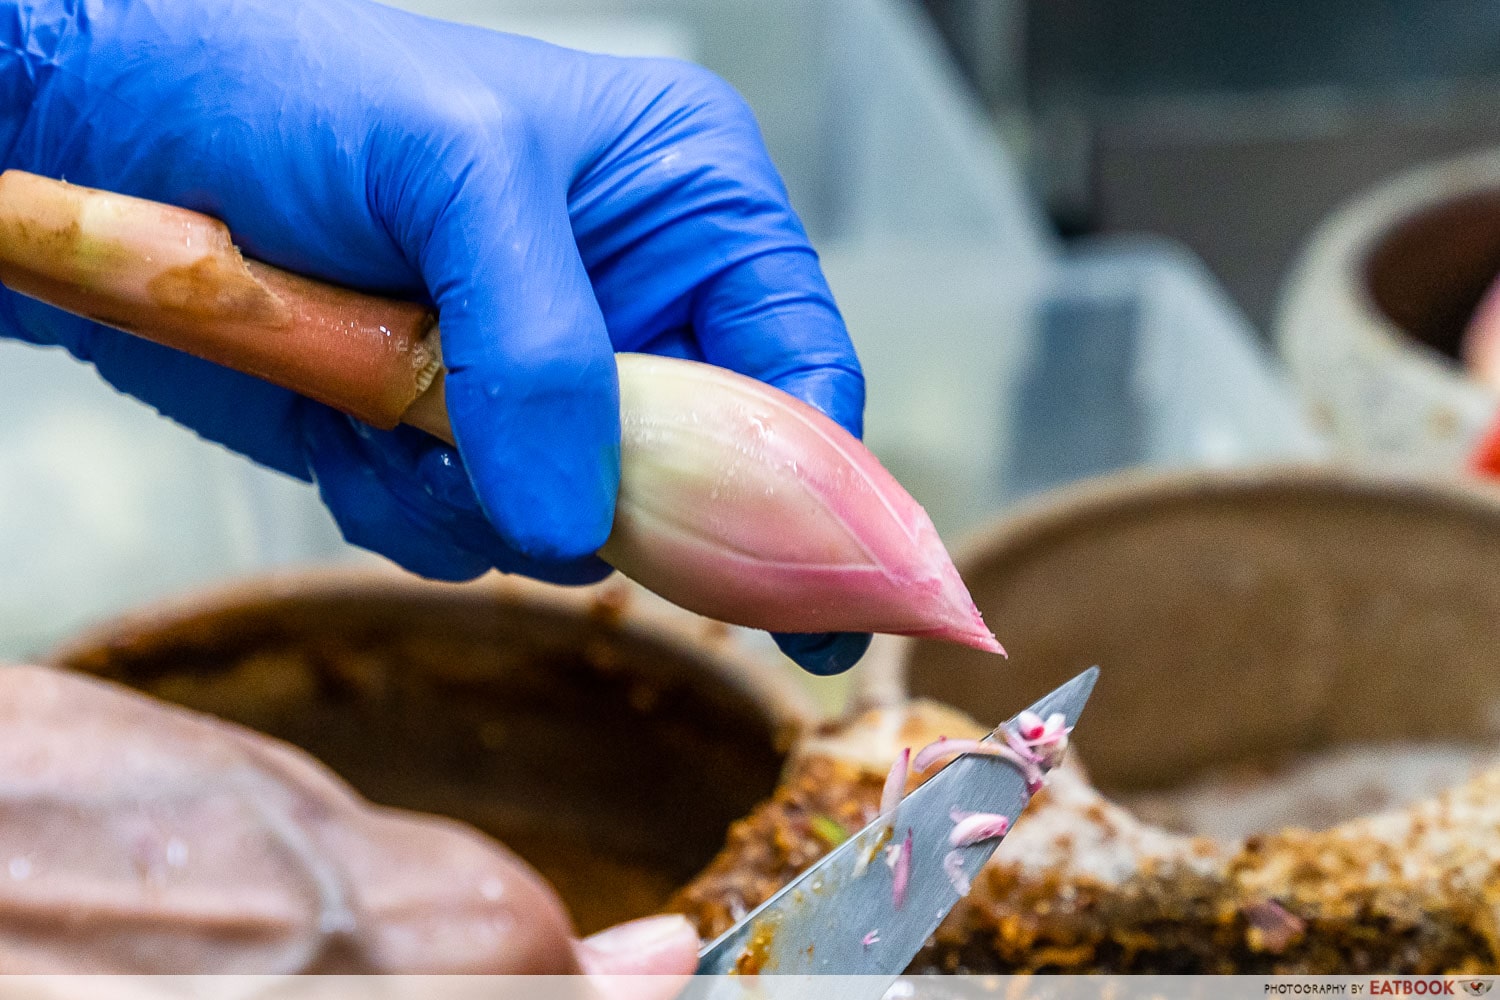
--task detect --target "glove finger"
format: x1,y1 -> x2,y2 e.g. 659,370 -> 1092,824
300,409 -> 493,582
415,142 -> 620,565
773,632 -> 874,676
691,248 -> 866,438
303,408 -> 614,586
405,438 -> 615,585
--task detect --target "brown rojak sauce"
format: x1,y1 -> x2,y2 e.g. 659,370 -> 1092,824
732,910 -> 783,975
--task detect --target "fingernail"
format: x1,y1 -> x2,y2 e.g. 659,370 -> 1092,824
578,915 -> 699,1000
580,914 -> 694,960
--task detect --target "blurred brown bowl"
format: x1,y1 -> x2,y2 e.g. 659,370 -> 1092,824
874,466 -> 1500,809
48,569 -> 815,936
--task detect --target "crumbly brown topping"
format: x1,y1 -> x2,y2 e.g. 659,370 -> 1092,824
669,702 -> 1500,974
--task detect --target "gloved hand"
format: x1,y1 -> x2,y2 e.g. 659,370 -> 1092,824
0,0 -> 870,674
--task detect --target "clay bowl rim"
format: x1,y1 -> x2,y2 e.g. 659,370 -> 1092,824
42,563 -> 822,738
856,461 -> 1500,708
1284,146 -> 1500,391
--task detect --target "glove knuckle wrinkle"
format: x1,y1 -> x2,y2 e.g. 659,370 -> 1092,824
664,61 -> 750,119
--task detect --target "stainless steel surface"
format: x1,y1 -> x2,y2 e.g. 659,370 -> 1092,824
692,667 -> 1099,983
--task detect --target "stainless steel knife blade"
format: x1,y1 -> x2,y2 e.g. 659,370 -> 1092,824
692,666 -> 1099,980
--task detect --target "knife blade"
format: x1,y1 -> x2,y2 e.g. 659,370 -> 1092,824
692,666 -> 1098,982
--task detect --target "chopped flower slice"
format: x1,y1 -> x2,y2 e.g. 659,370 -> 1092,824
1015,710 -> 1069,744
1242,900 -> 1307,954
911,736 -> 951,771
1037,713 -> 1070,746
862,930 -> 880,950
1015,710 -> 1047,742
891,830 -> 912,910
1013,710 -> 1072,769
949,812 -> 1011,848
1000,727 -> 1042,765
911,737 -> 1044,791
943,851 -> 971,897
880,747 -> 910,818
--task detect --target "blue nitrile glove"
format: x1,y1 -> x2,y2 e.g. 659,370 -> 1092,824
0,0 -> 871,675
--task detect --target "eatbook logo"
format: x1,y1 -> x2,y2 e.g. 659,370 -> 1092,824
1462,982 -> 1494,997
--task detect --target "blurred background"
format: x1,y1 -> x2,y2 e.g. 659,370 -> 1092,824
6,0 -> 1500,672
16,3 -> 1500,946
923,0 -> 1500,326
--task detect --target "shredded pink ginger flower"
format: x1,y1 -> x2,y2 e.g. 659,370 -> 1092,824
1014,710 -> 1070,766
1243,899 -> 1306,953
914,709 -> 1074,793
1016,710 -> 1068,745
942,810 -> 1010,898
891,829 -> 912,909
948,808 -> 1011,847
862,930 -> 880,950
868,721 -> 1068,913
880,747 -> 910,818
912,736 -> 1044,792
942,851 -> 970,897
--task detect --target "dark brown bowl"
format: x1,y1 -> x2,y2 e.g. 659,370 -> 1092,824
48,569 -> 815,936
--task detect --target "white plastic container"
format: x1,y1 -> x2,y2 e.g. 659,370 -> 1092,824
1005,238 -> 1326,506
827,237 -> 1326,535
